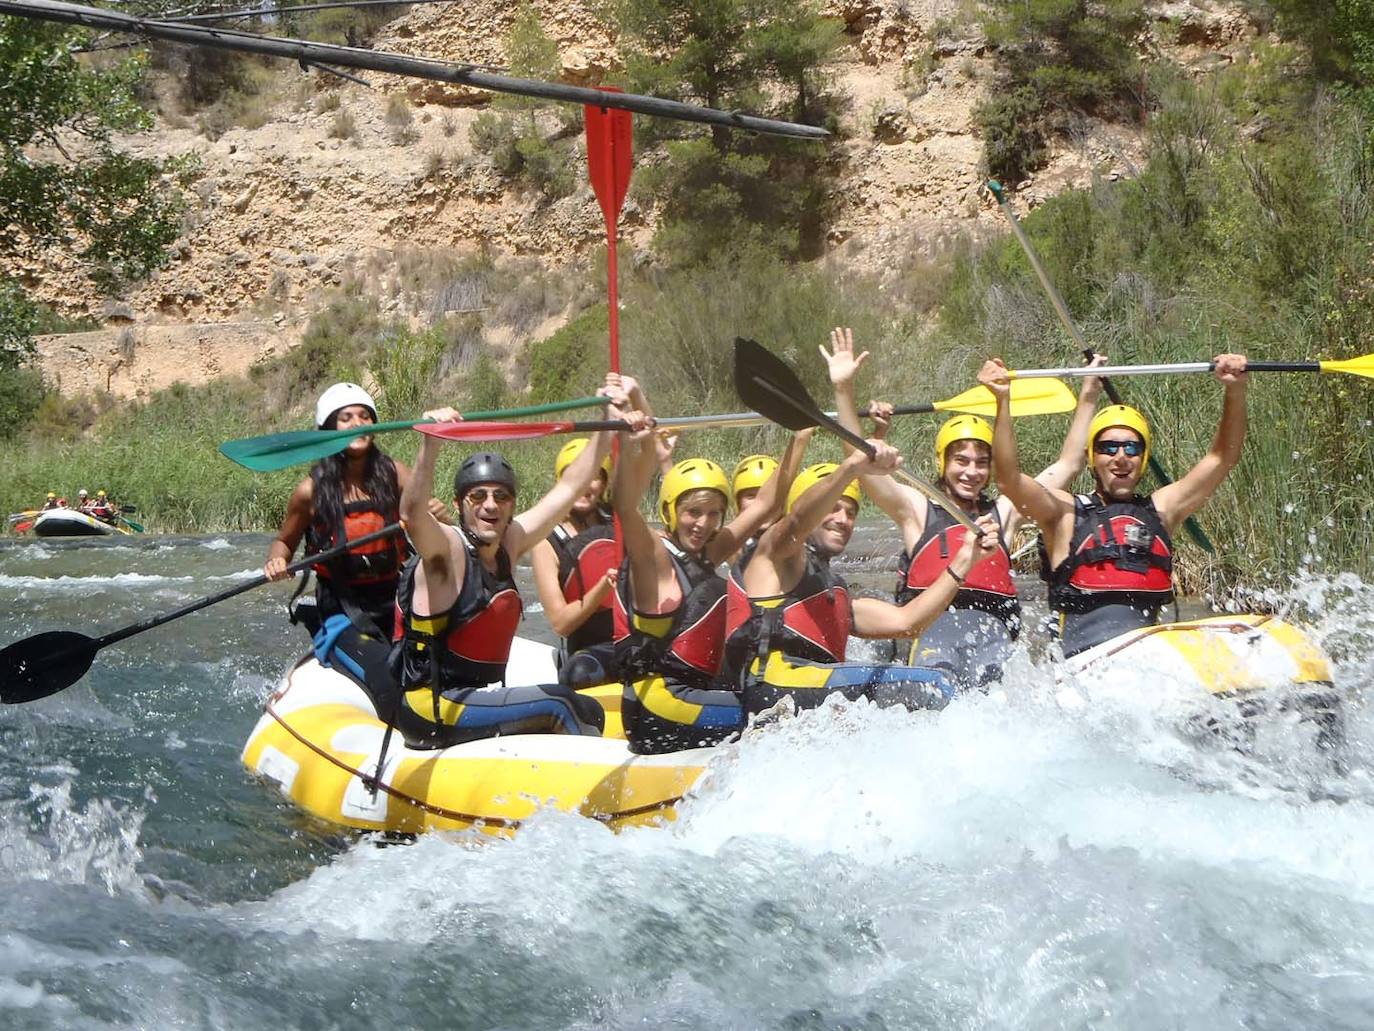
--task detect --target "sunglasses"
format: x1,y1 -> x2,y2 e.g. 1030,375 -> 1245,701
1094,440 -> 1145,457
463,488 -> 515,505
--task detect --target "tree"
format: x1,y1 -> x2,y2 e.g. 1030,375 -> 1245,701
601,0 -> 843,264
1,17 -> 189,367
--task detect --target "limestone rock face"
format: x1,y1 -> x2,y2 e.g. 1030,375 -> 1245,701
9,0 -> 1246,390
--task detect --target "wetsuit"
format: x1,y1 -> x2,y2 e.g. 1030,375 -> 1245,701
613,537 -> 741,754
547,514 -> 621,688
898,498 -> 1019,690
1045,492 -> 1175,658
725,544 -> 955,717
389,529 -> 603,749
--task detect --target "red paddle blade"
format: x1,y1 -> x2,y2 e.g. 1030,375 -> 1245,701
14,521 -> 33,533
415,420 -> 575,442
585,88 -> 633,230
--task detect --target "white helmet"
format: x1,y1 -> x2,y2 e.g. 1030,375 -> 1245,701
78,489 -> 89,497
315,382 -> 377,429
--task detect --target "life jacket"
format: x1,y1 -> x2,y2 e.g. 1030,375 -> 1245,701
724,543 -> 851,677
390,530 -> 524,693
897,497 -> 1020,631
548,514 -> 617,654
1046,493 -> 1174,614
613,536 -> 726,688
308,498 -> 405,586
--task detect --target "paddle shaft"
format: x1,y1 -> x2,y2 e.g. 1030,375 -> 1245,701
746,374 -> 983,536
987,179 -> 1215,554
1014,360 -> 1322,378
656,401 -> 942,432
92,523 -> 403,651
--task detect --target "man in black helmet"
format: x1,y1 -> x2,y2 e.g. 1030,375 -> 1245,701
390,385 -> 645,748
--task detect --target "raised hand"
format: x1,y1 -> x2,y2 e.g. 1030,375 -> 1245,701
866,400 -> 894,440
1213,354 -> 1248,386
820,326 -> 870,387
976,359 -> 1011,400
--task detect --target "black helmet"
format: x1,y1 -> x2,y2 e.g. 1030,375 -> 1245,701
454,451 -> 517,499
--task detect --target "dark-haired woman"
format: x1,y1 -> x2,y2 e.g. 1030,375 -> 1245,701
264,383 -> 438,698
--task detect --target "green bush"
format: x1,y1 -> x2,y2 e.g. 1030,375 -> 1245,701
0,367 -> 45,436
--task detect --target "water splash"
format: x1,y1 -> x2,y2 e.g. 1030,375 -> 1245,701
0,779 -> 146,896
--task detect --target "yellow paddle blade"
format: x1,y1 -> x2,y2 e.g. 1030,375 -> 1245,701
934,377 -> 1077,417
1321,353 -> 1374,379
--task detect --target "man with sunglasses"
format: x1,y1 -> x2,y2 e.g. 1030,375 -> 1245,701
978,353 -> 1249,657
388,384 -> 643,748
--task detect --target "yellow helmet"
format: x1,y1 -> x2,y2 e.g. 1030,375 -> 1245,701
1088,404 -> 1151,465
731,454 -> 778,508
46,492 -> 56,500
785,463 -> 862,514
934,415 -> 994,476
97,489 -> 107,498
554,437 -> 612,483
658,459 -> 729,531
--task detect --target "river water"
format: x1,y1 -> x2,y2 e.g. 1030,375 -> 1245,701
2,530 -> 1373,1029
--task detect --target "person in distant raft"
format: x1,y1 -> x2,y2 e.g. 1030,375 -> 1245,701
264,383 -> 437,703
978,353 -> 1249,658
609,376 -> 809,754
389,380 -> 645,749
724,455 -> 999,719
530,437 -> 620,688
89,490 -> 117,524
825,326 -> 1107,689
41,493 -> 60,511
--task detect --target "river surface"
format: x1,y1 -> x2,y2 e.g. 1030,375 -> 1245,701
2,529 -> 1373,1029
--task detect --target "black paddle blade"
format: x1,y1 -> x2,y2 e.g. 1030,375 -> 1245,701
0,631 -> 99,704
733,337 -> 825,431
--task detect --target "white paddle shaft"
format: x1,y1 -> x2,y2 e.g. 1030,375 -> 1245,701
1014,362 -> 1214,379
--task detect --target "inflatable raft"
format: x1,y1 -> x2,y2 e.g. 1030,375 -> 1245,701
240,638 -> 712,837
1059,613 -> 1342,741
32,509 -> 124,537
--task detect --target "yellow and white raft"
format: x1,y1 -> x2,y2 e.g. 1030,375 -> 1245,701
240,638 -> 712,837
1059,613 -> 1342,737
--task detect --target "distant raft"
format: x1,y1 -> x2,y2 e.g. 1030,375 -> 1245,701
32,509 -> 125,537
240,639 -> 712,837
1059,613 -> 1343,742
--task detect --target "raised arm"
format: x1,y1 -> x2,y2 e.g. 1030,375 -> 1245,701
403,407 -> 466,589
531,538 -> 616,637
611,377 -> 669,614
705,427 -> 813,564
1035,354 -> 1106,490
852,516 -> 999,638
822,326 -> 919,526
1152,354 -> 1248,531
980,359 -> 1071,532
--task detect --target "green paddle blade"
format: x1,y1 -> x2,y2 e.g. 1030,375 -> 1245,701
1,630 -> 99,704
935,377 -> 1076,417
118,517 -> 145,533
219,396 -> 609,472
1320,353 -> 1374,379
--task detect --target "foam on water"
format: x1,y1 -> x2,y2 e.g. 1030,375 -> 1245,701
0,572 -> 195,590
0,779 -> 146,896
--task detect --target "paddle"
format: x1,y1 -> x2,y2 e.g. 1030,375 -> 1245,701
654,377 -> 1077,432
219,395 -> 611,472
986,179 -> 1215,554
117,515 -> 145,533
733,338 -> 982,534
0,523 -> 404,705
585,89 -> 633,373
1006,355 -> 1374,381
13,520 -> 34,534
8,510 -> 38,523
413,417 -> 637,442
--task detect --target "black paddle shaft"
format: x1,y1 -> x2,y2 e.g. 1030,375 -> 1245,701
0,522 -> 403,704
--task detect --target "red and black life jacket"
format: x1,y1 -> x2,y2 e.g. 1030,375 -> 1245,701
548,514 -> 617,654
390,530 -> 524,692
897,497 -> 1020,631
308,498 -> 405,586
724,543 -> 851,677
612,536 -> 726,688
1046,493 -> 1174,614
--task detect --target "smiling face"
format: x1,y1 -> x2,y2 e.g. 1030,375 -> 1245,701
940,440 -> 991,503
1092,429 -> 1146,500
459,483 -> 517,544
672,488 -> 726,556
809,496 -> 859,559
330,404 -> 376,456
